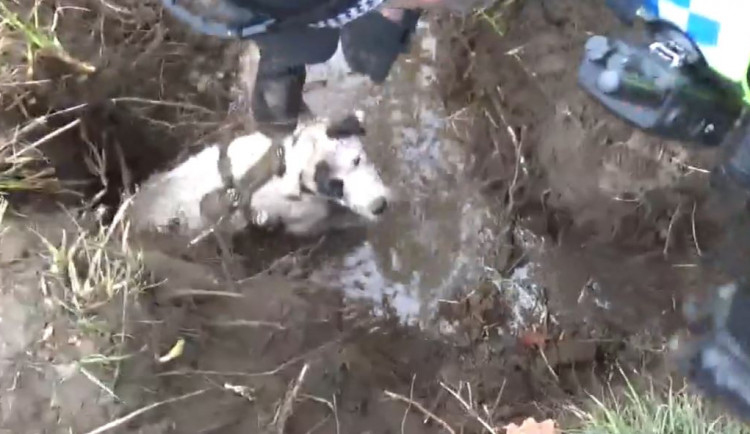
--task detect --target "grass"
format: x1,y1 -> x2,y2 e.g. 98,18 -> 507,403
569,372 -> 750,434
36,198 -> 148,402
0,0 -> 95,77
475,0 -> 521,36
0,142 -> 60,193
38,198 -> 145,314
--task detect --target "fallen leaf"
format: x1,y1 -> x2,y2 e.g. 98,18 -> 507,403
519,330 -> 547,349
158,337 -> 185,363
505,417 -> 558,434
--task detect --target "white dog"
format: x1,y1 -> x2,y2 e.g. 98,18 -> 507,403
129,114 -> 390,237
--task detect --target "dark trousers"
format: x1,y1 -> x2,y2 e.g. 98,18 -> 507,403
250,10 -> 421,135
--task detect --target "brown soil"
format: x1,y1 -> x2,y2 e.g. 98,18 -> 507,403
1,0 -> 746,433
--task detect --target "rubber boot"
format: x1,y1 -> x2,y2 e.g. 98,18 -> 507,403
251,62 -> 307,136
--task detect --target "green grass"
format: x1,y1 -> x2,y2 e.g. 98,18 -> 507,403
569,374 -> 750,434
0,152 -> 60,193
0,0 -> 94,75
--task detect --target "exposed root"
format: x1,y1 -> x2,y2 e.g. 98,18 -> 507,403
205,319 -> 287,331
663,204 -> 683,258
402,375 -> 417,434
691,201 -> 702,257
384,389 -> 457,434
301,394 -> 340,434
440,381 -> 496,434
83,389 -> 209,434
272,364 -> 310,434
157,288 -> 245,300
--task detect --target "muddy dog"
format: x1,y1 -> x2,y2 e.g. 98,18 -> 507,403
129,113 -> 390,238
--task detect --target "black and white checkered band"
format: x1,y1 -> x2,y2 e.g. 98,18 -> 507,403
309,0 -> 388,28
161,0 -> 388,39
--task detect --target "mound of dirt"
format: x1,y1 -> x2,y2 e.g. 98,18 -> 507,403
434,0 -> 735,336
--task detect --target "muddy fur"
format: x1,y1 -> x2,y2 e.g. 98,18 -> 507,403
129,114 -> 391,237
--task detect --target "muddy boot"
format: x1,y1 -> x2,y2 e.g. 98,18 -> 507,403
251,63 -> 307,136
249,27 -> 339,135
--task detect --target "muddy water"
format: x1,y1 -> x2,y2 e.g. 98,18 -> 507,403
304,23 -> 543,329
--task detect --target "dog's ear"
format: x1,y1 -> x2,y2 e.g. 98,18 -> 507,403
326,112 -> 366,139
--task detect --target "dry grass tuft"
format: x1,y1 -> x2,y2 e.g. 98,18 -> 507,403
475,0 -> 522,36
568,372 -> 750,434
0,136 -> 61,194
35,198 -> 148,403
38,198 -> 144,315
0,0 -> 95,78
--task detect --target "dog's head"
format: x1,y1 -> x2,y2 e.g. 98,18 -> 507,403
282,113 -> 390,220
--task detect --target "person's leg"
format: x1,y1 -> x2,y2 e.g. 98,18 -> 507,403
340,9 -> 421,84
251,27 -> 340,135
252,61 -> 307,135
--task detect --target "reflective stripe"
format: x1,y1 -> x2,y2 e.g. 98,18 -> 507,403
648,0 -> 750,102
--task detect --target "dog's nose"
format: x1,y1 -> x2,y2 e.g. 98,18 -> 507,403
369,197 -> 388,216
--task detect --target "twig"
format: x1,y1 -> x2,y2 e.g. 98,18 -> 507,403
158,332 -> 353,379
487,378 -> 506,424
273,364 -> 309,434
303,415 -> 331,434
83,389 -> 209,434
10,118 -> 81,160
237,236 -> 327,284
424,387 -> 446,424
78,365 -> 120,403
402,375 -> 417,434
332,394 -> 340,434
439,382 -> 495,434
539,347 -> 560,382
223,383 -> 255,402
213,231 -> 239,292
691,201 -> 703,257
205,320 -> 286,330
663,203 -> 683,257
384,390 -> 456,434
492,86 -> 525,213
159,288 -> 244,300
110,97 -> 214,115
11,104 -> 87,145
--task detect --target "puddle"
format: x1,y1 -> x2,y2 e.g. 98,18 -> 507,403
306,23 -> 545,329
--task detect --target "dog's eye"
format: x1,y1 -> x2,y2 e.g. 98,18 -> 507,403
353,156 -> 361,167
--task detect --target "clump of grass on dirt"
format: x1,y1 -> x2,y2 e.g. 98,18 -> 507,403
0,0 -> 81,195
39,199 -> 145,316
569,374 -> 750,434
35,199 -> 149,402
0,137 -> 61,193
475,0 -> 522,36
0,0 -> 94,78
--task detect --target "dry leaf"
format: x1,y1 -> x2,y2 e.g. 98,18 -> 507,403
505,417 -> 558,434
158,337 -> 185,363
